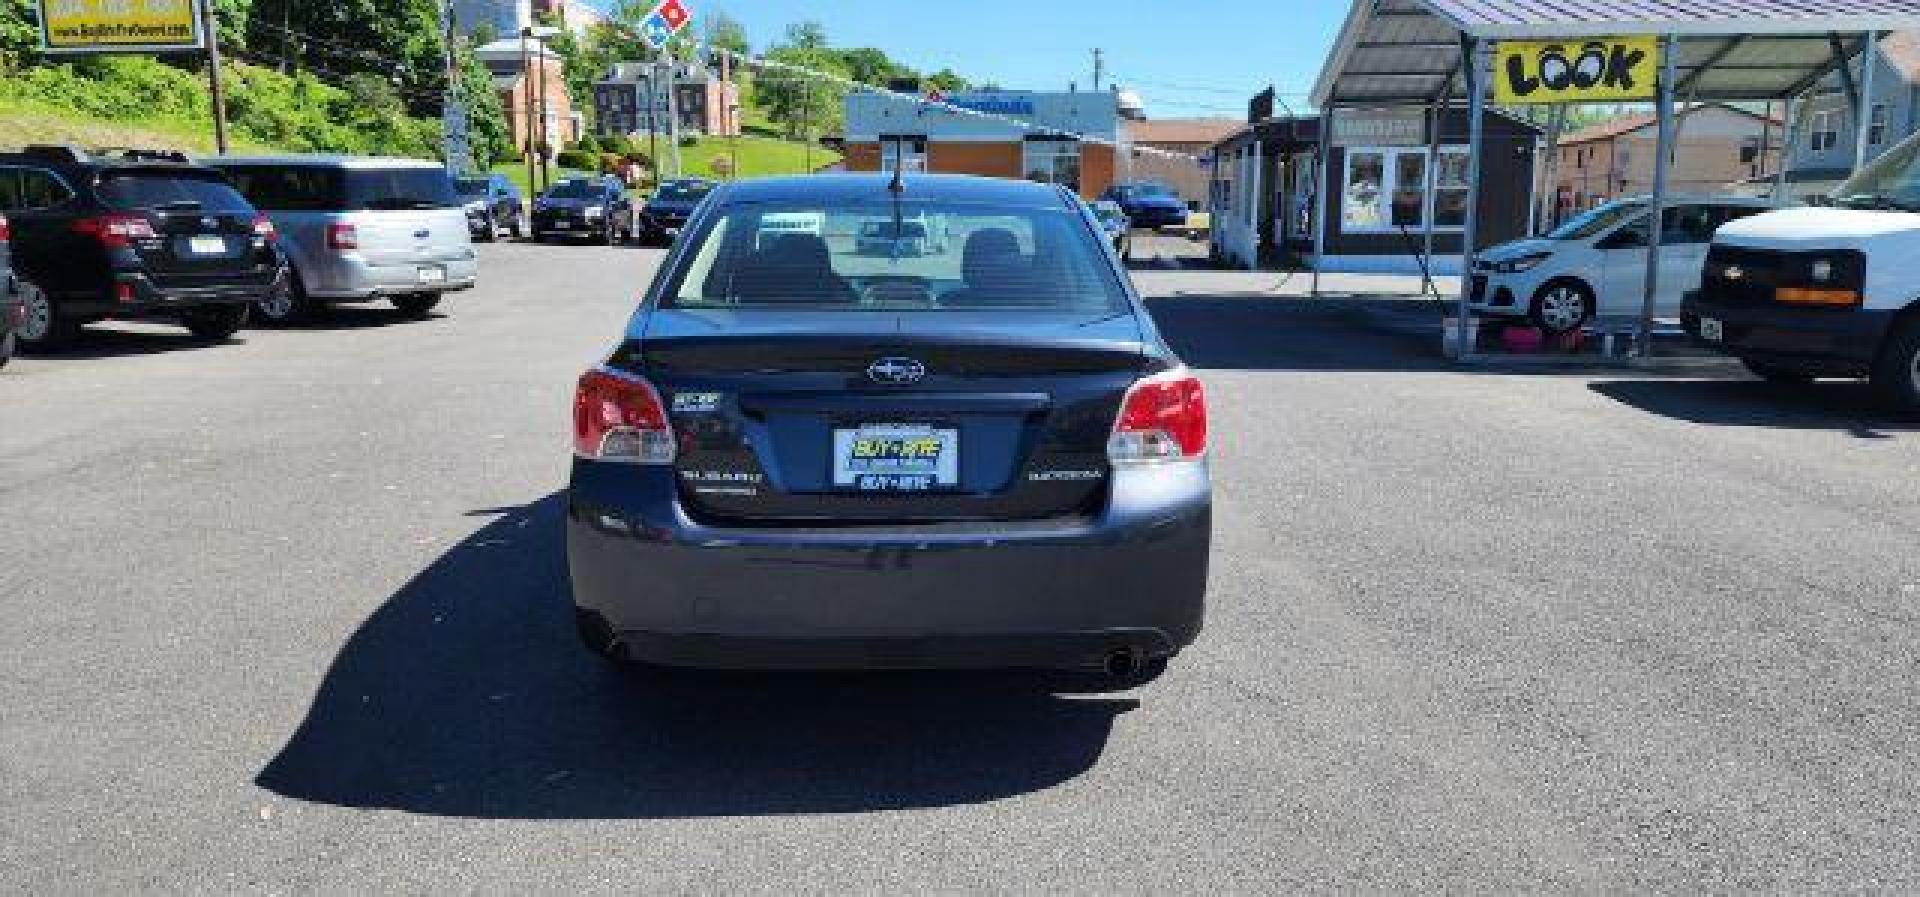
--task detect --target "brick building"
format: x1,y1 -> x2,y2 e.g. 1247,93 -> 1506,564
475,37 -> 581,156
594,59 -> 741,139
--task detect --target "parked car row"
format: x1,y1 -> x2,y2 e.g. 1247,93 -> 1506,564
1472,126 -> 1920,412
0,146 -> 479,354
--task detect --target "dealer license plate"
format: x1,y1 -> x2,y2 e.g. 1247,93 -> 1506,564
416,265 -> 446,285
833,425 -> 958,492
187,236 -> 227,255
1699,317 -> 1724,342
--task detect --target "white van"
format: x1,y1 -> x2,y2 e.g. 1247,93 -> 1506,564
1470,196 -> 1773,334
1684,132 -> 1920,410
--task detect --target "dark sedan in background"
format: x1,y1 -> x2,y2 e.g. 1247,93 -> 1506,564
454,173 -> 523,241
0,212 -> 18,367
1099,182 -> 1191,230
636,177 -> 715,245
568,174 -> 1211,683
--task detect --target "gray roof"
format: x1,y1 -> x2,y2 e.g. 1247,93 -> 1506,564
1314,0 -> 1920,107
713,173 -> 1075,209
208,154 -> 446,170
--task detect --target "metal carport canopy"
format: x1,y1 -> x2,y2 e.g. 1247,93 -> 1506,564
1312,0 -> 1920,108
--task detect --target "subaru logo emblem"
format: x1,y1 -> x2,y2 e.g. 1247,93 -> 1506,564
414,229 -> 431,239
1724,265 -> 1744,280
866,357 -> 926,385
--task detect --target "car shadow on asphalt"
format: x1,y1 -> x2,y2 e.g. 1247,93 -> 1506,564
254,493 -> 1136,819
18,327 -> 244,361
1590,379 -> 1920,436
1143,295 -> 1452,373
265,306 -> 446,331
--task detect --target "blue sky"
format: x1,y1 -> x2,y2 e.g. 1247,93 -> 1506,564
600,0 -> 1350,118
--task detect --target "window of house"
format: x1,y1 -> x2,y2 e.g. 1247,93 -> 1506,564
1810,110 -> 1841,152
1739,137 -> 1761,165
1342,146 -> 1466,232
1022,137 -> 1081,191
879,135 -> 928,173
1870,104 -> 1889,146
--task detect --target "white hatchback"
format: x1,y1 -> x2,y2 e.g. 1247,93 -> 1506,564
1469,196 -> 1775,334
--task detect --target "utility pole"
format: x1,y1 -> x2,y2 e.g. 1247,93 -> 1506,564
664,45 -> 682,177
440,0 -> 470,175
535,31 -> 550,190
198,0 -> 230,153
1092,48 -> 1104,92
802,75 -> 813,173
521,28 -> 536,195
645,66 -> 659,187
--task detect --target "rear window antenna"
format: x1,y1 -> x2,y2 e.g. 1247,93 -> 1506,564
888,138 -> 906,194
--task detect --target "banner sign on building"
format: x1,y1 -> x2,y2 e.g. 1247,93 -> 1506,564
1494,36 -> 1659,105
37,0 -> 205,54
1330,108 -> 1427,146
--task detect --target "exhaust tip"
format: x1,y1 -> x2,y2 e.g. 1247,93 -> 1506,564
1104,647 -> 1143,679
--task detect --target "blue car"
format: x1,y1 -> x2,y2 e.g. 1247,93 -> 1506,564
1099,182 -> 1190,230
567,174 -> 1211,682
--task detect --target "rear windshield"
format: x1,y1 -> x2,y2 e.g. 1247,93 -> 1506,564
655,182 -> 712,202
546,181 -> 604,199
661,200 -> 1129,312
220,165 -> 457,212
1548,201 -> 1645,240
94,171 -> 252,213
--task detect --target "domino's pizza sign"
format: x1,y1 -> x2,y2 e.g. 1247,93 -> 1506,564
640,0 -> 692,49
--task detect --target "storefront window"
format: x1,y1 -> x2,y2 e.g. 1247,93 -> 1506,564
1023,138 -> 1081,192
1343,151 -> 1384,229
1434,149 -> 1470,227
1343,146 -> 1468,231
879,135 -> 928,173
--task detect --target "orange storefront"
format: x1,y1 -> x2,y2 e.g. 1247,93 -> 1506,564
842,91 -> 1122,200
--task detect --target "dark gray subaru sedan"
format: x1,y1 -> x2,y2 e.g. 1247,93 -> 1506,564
567,174 -> 1209,683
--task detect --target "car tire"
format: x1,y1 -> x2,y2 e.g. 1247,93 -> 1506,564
182,304 -> 248,341
0,330 -> 14,369
1529,279 -> 1594,336
575,608 -> 625,663
1869,316 -> 1920,413
1741,358 -> 1817,386
391,293 -> 441,318
13,279 -> 77,351
254,276 -> 319,326
476,214 -> 497,243
509,212 -> 525,239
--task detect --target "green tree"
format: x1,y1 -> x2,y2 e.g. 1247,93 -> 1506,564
702,12 -> 749,58
756,42 -> 846,141
457,39 -> 511,165
244,0 -> 446,117
1,0 -> 38,71
838,47 -> 909,87
926,68 -> 970,92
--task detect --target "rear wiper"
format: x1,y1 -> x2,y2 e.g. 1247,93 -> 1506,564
153,200 -> 203,211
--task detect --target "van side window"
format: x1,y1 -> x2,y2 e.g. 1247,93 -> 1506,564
0,167 -> 20,210
225,166 -> 342,212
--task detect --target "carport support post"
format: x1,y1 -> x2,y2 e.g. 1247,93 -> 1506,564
1311,107 -> 1332,297
1853,31 -> 1879,174
1247,139 -> 1261,271
1453,37 -> 1486,359
1421,95 -> 1442,298
1636,35 -> 1679,358
1774,95 -> 1798,203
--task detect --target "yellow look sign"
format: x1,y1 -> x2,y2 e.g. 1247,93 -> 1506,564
1493,36 -> 1660,105
38,0 -> 204,53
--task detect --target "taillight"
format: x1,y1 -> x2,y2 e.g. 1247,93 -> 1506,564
326,222 -> 358,251
0,213 -> 10,243
251,213 -> 277,241
574,369 -> 676,463
72,214 -> 157,249
1108,369 -> 1208,463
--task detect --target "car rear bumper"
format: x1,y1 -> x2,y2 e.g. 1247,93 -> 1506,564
303,255 -> 479,300
566,460 -> 1211,671
1682,291 -> 1894,375
63,269 -> 285,316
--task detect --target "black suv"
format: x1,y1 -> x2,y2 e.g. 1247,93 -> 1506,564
531,176 -> 635,244
0,146 -> 284,349
454,173 -> 524,242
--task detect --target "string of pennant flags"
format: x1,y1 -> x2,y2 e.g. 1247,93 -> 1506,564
619,0 -> 1208,166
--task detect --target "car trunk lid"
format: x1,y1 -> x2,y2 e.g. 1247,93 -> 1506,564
626,308 -> 1150,523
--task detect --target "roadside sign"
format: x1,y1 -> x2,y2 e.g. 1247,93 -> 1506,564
37,0 -> 206,54
1494,36 -> 1659,105
638,0 -> 692,49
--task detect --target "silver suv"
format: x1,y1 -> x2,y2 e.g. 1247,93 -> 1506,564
211,156 -> 477,323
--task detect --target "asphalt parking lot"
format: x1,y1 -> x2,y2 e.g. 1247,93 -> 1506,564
4,236 -> 1919,890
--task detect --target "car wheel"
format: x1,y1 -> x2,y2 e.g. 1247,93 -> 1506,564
254,276 -> 318,326
1741,358 -> 1816,385
1870,316 -> 1920,413
391,293 -> 441,318
476,214 -> 497,243
1529,280 -> 1593,335
0,330 -> 14,369
509,212 -> 525,239
13,279 -> 77,351
182,304 -> 248,341
575,608 -> 626,663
